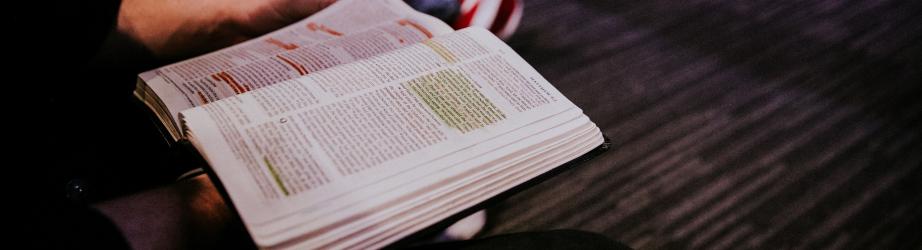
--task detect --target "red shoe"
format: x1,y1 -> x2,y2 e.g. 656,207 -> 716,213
407,0 -> 524,40
454,0 -> 523,40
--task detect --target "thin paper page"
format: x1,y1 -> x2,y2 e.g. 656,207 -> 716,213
182,28 -> 581,246
343,122 -> 602,249
140,0 -> 454,134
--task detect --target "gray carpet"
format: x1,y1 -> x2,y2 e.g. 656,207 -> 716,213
480,0 -> 922,249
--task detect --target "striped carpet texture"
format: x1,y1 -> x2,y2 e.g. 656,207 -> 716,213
480,0 -> 922,249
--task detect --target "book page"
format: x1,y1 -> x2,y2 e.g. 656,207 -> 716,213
182,28 -> 590,247
337,119 -> 603,249
139,0 -> 454,135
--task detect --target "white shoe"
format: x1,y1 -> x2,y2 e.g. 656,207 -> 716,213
438,210 -> 487,241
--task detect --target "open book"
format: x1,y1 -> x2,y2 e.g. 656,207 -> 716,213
135,0 -> 604,248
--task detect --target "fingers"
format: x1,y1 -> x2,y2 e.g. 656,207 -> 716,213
282,0 -> 338,22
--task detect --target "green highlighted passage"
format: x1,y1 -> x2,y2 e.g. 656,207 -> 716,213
263,156 -> 290,196
424,40 -> 457,63
406,69 -> 506,133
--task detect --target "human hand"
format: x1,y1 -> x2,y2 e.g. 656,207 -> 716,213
117,0 -> 336,60
95,174 -> 234,249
